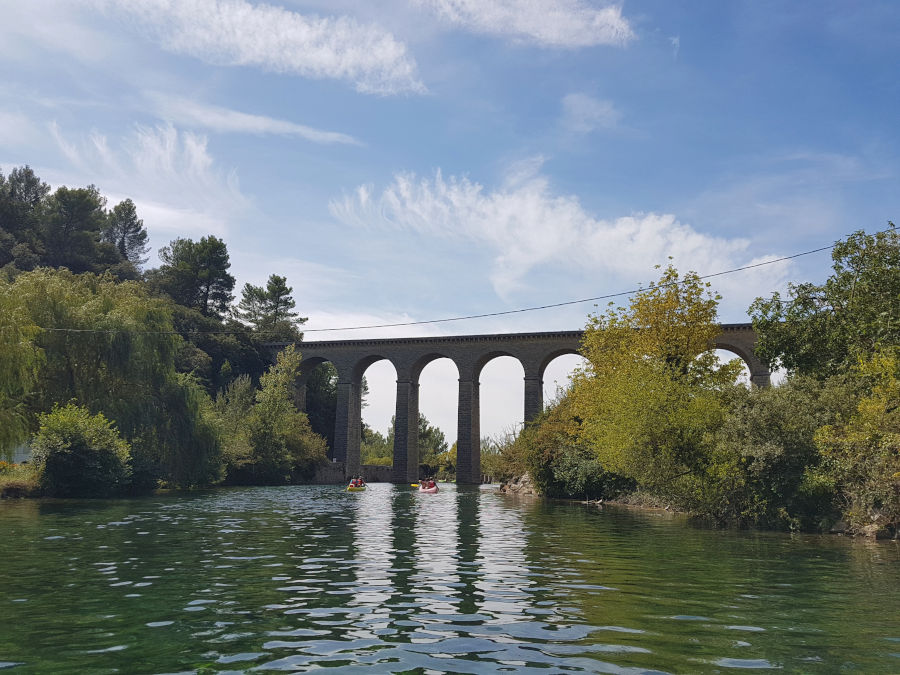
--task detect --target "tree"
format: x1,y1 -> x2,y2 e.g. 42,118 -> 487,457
750,226 -> 900,377
102,198 -> 149,266
0,166 -> 49,271
234,345 -> 327,484
42,185 -> 119,273
153,236 -> 235,318
815,348 -> 900,536
236,274 -> 306,339
572,264 -> 743,497
0,268 -> 223,489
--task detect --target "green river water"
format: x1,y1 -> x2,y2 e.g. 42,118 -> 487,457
1,484 -> 899,673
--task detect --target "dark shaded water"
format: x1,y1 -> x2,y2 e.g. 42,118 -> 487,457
1,484 -> 899,673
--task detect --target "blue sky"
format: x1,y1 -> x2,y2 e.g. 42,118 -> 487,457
2,0 -> 899,439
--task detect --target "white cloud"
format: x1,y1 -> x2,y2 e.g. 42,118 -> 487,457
329,159 -> 793,315
414,0 -> 634,47
560,93 -> 621,133
669,35 -> 680,59
147,93 -> 362,145
47,122 -> 248,242
99,0 -> 425,94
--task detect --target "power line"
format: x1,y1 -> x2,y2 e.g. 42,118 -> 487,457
13,226 -> 896,336
303,242 -> 837,333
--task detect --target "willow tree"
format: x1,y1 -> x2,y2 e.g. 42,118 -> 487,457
0,286 -> 42,456
0,268 -> 222,487
572,264 -> 743,497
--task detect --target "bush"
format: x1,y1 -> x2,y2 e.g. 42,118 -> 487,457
0,462 -> 40,498
32,404 -> 131,497
519,396 -> 633,500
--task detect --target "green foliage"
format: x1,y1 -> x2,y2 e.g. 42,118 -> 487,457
306,362 -> 337,451
360,424 -> 392,466
169,304 -> 267,394
359,412 -> 449,471
32,404 -> 131,497
0,283 -> 42,452
0,268 -> 223,489
573,265 -> 741,495
0,462 -> 40,498
815,349 -> 900,535
518,395 -> 633,500
0,166 -> 137,278
236,274 -> 306,339
102,198 -> 149,267
223,346 -> 326,484
152,236 -> 235,318
416,414 -> 449,471
751,226 -> 900,377
688,376 -> 856,528
213,374 -> 255,474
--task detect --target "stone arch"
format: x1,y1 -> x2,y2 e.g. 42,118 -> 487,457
410,352 -> 455,383
711,340 -> 770,388
352,354 -> 392,384
537,348 -> 581,381
540,350 -> 587,407
472,349 -> 521,382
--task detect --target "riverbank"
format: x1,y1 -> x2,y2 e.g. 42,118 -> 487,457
499,472 -> 899,540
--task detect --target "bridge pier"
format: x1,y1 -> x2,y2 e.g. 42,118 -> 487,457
334,380 -> 361,477
524,374 -> 543,422
392,378 -> 420,484
456,378 -> 481,484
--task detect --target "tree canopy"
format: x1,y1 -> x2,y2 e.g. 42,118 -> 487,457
153,236 -> 236,318
750,226 -> 900,377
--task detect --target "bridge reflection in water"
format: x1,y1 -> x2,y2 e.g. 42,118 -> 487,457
269,326 -> 768,484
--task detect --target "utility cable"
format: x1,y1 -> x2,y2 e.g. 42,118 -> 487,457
13,225 -> 895,336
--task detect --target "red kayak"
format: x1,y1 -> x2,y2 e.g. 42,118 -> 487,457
418,485 -> 439,494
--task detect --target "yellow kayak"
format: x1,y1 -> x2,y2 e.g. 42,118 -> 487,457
347,485 -> 367,492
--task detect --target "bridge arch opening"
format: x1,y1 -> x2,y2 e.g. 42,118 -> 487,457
711,348 -> 751,386
359,359 -> 398,468
478,354 -> 525,442
542,353 -> 587,407
417,357 -> 459,479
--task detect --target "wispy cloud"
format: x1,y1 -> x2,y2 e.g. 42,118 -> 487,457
413,0 -> 634,48
147,93 -> 361,145
330,159 -> 792,314
99,0 -> 425,94
560,93 -> 621,133
47,122 -> 248,241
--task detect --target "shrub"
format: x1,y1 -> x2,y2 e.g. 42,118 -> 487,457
32,404 -> 131,497
0,462 -> 40,498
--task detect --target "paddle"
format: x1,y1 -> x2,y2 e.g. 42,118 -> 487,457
410,483 -> 419,487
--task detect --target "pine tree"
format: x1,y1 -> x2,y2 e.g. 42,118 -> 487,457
235,274 -> 306,338
103,199 -> 149,266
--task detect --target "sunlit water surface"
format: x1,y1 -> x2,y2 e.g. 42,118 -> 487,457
1,484 -> 899,673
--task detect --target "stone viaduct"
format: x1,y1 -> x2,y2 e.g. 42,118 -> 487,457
274,324 -> 769,485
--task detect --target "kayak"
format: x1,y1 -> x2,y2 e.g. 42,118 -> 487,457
347,485 -> 367,492
418,485 -> 438,494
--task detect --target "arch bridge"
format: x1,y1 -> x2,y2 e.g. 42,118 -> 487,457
273,324 -> 768,485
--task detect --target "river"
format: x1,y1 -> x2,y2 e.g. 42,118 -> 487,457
1,484 -> 899,673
